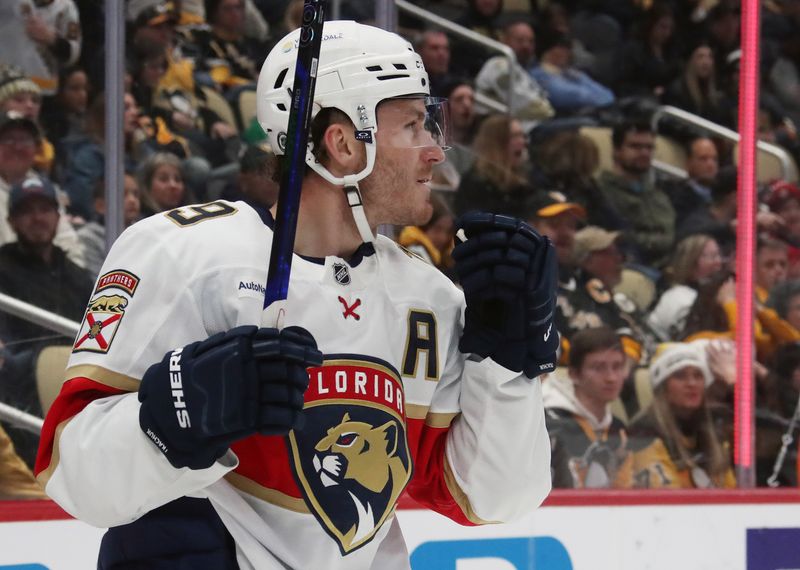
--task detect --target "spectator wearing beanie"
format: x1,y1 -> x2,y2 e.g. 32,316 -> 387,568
627,342 -> 736,489
0,64 -> 55,175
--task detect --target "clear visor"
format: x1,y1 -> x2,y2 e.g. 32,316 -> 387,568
376,96 -> 451,151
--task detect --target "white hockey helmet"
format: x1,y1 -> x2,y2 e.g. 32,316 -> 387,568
257,20 -> 445,187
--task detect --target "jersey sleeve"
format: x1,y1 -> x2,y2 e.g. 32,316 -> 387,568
35,212 -> 239,528
405,288 -> 551,525
55,1 -> 81,65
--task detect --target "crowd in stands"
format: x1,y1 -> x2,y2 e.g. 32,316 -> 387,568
2,0 -> 800,498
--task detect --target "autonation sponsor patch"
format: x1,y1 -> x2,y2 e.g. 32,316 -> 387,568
237,279 -> 265,299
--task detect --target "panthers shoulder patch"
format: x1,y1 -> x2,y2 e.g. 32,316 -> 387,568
288,355 -> 411,555
73,270 -> 140,354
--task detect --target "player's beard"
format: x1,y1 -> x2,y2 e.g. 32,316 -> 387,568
361,147 -> 433,227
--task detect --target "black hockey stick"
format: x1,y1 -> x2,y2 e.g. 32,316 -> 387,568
262,0 -> 326,326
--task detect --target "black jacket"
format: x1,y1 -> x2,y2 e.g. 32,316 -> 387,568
0,242 -> 93,348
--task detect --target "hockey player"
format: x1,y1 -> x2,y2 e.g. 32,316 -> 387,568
34,21 -> 558,569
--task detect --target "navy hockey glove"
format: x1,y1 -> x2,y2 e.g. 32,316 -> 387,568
453,212 -> 559,377
138,325 -> 323,470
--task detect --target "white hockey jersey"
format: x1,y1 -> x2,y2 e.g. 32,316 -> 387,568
36,201 -> 551,570
0,0 -> 81,94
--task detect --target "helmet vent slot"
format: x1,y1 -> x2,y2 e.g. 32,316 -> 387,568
274,67 -> 288,89
393,63 -> 407,70
277,103 -> 287,111
376,74 -> 410,81
366,65 -> 383,71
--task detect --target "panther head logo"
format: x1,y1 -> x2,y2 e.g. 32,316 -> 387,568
287,359 -> 411,555
314,413 -> 403,492
311,413 -> 406,547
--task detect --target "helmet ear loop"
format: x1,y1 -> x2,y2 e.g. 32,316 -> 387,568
304,138 -> 377,244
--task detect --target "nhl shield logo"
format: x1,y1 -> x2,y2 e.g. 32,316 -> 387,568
288,357 -> 411,555
333,262 -> 351,286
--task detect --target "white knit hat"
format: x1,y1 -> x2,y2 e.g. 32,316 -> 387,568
649,342 -> 713,389
0,64 -> 40,105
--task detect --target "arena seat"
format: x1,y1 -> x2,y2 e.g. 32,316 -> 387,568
614,268 -> 657,312
733,142 -> 800,184
35,345 -> 72,414
200,86 -> 238,128
579,126 -> 613,174
654,135 -> 687,172
633,366 -> 653,414
233,87 -> 258,133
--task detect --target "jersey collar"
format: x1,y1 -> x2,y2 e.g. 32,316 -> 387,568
259,206 -> 376,268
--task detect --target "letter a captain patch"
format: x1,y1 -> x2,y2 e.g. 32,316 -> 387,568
73,270 -> 139,354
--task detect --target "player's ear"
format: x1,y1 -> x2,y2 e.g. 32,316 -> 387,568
321,121 -> 366,175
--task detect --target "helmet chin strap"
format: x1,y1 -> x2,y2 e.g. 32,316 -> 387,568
307,145 -> 377,244
343,177 -> 375,244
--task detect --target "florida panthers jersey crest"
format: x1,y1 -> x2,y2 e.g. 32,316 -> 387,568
73,270 -> 140,353
289,356 -> 411,554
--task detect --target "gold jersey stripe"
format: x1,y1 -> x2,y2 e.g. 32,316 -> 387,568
424,411 -> 459,429
65,365 -> 140,392
405,405 -> 459,428
322,359 -> 401,382
405,403 -> 429,419
224,472 -> 310,513
443,458 -> 500,526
